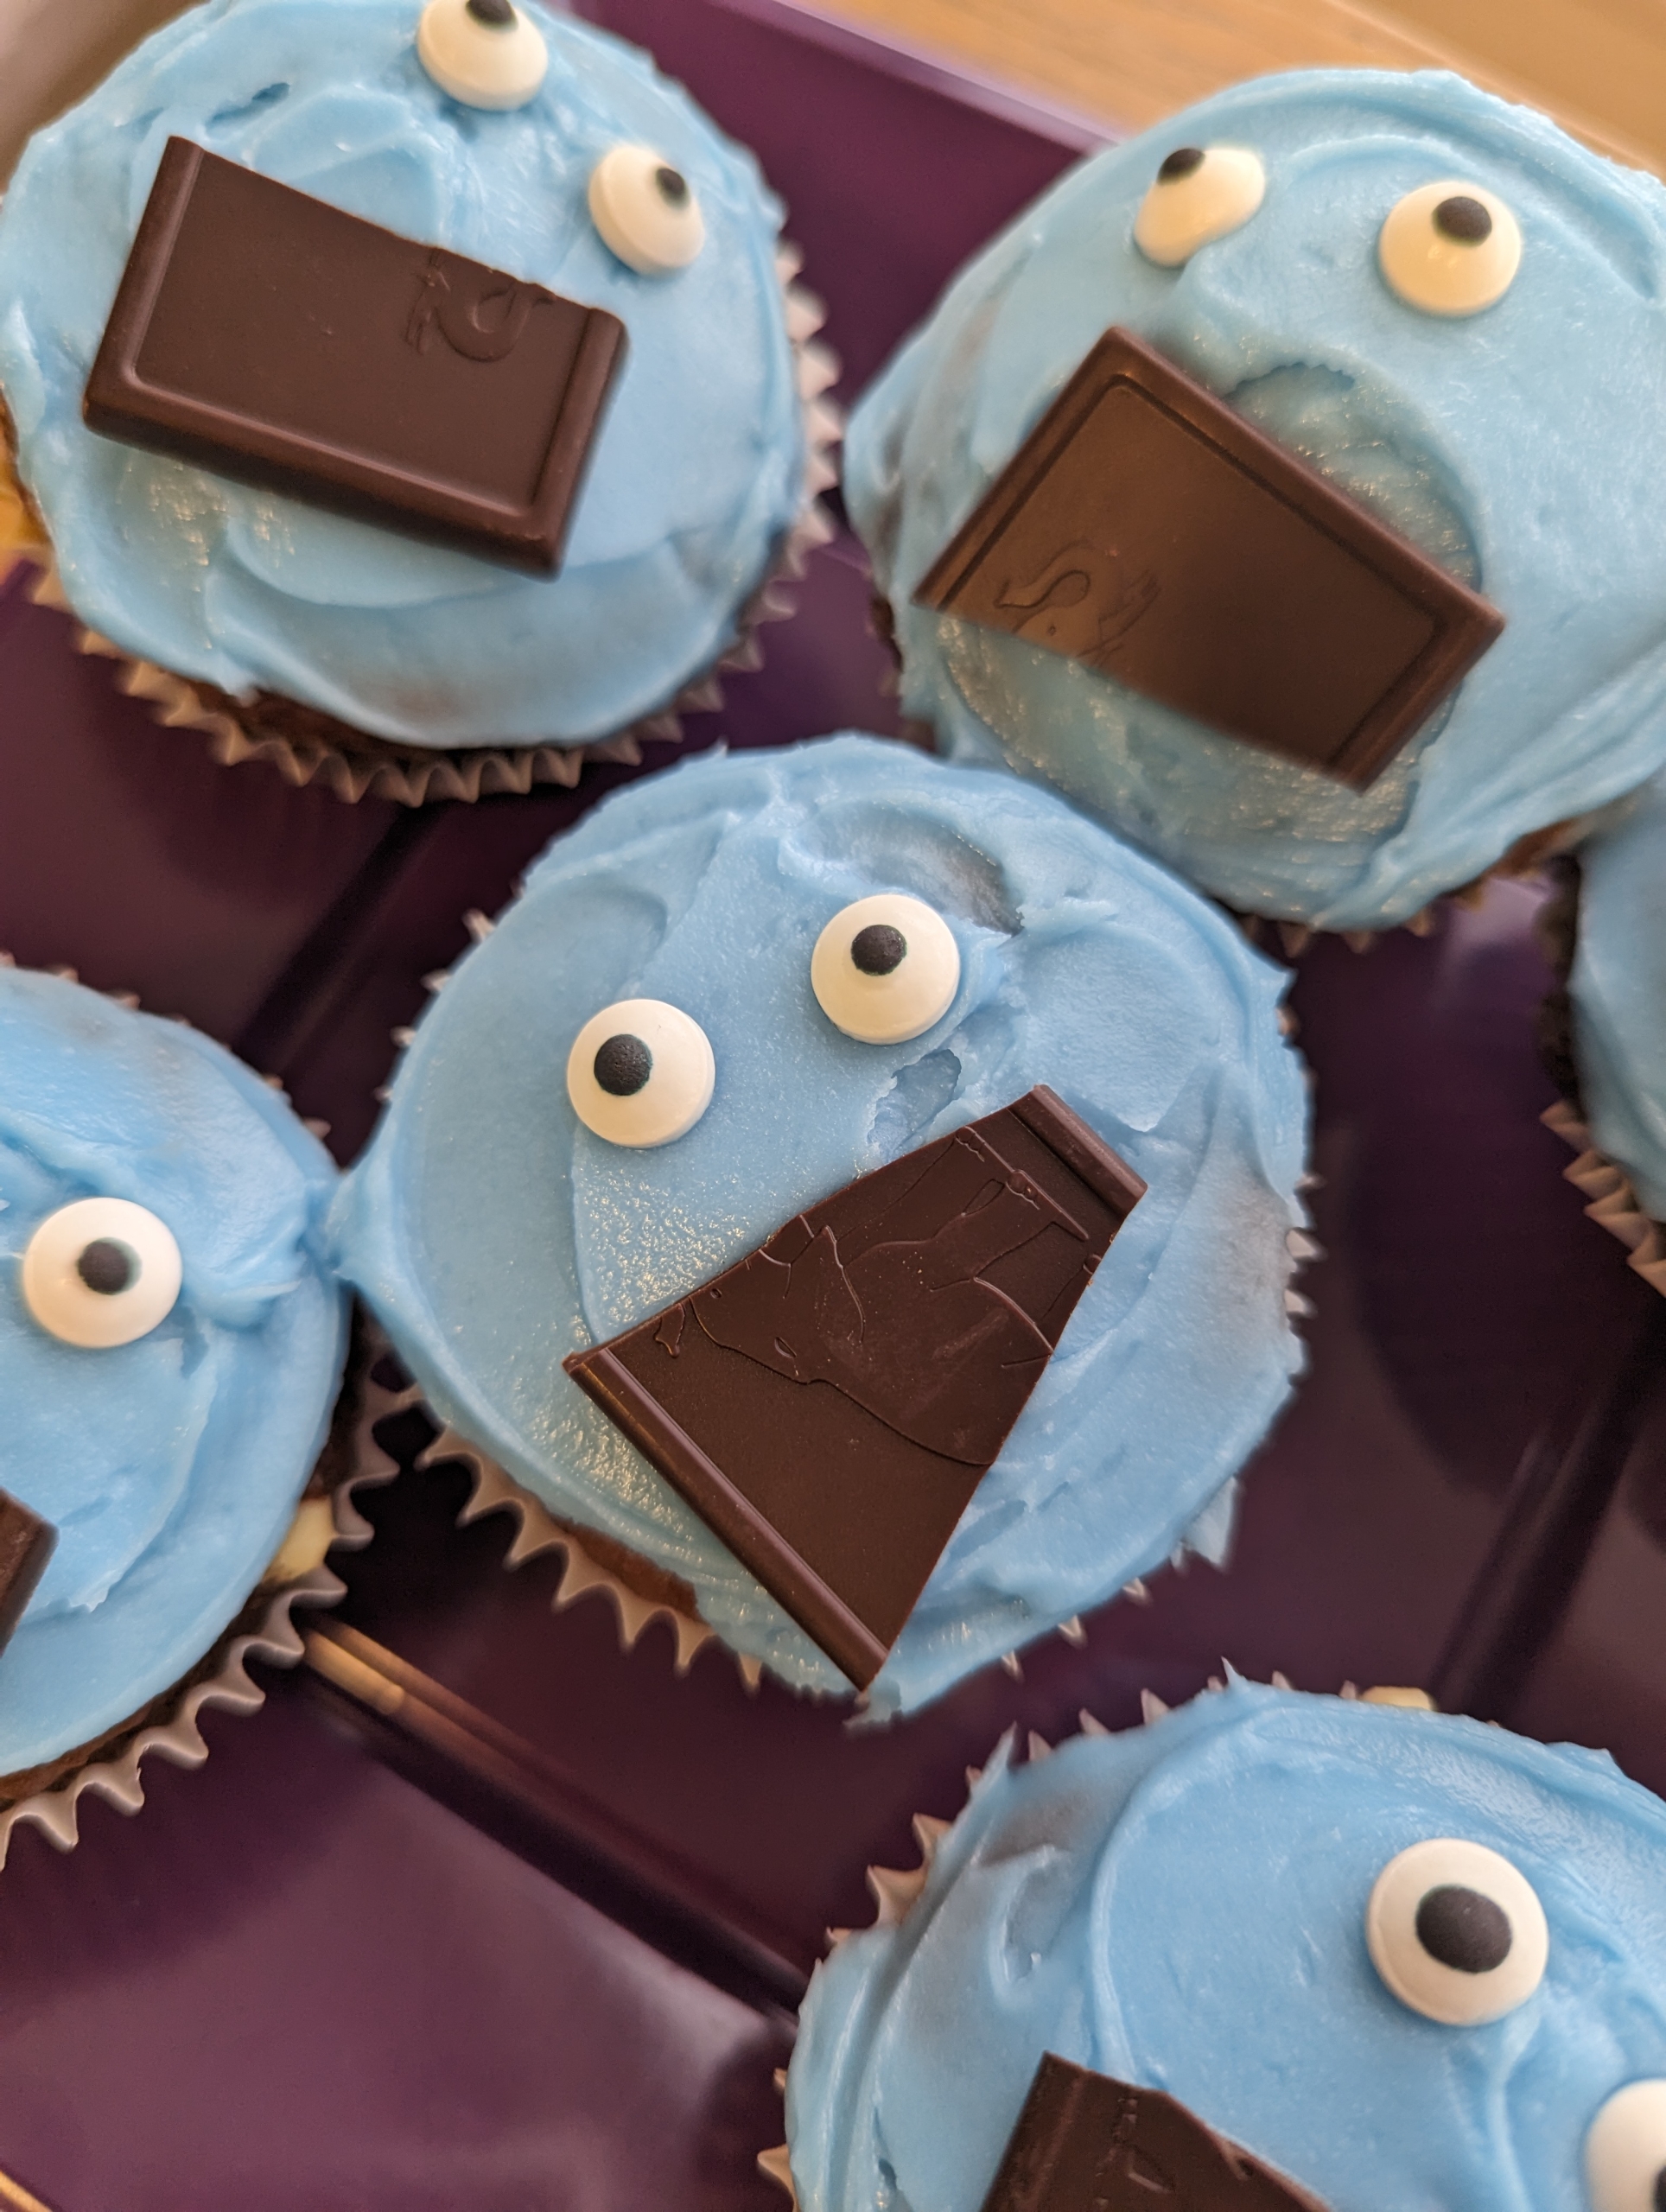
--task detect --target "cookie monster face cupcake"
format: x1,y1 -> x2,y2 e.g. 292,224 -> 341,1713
0,964 -> 351,1847
0,0 -> 830,801
782,1681 -> 1666,2212
847,68 -> 1666,934
1541,772 -> 1666,1295
332,735 -> 1312,1718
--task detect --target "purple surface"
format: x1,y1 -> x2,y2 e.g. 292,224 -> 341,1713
0,1 -> 1663,2202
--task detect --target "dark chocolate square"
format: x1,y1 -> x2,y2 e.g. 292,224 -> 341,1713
564,1087 -> 1144,1688
914,326 -> 1503,788
0,1488 -> 56,1660
84,137 -> 626,573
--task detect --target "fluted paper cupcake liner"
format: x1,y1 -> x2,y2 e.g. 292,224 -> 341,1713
7,249 -> 840,804
1542,1096 -> 1666,1297
0,1327 -> 404,1867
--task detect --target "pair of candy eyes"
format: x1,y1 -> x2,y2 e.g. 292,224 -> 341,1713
566,893 -> 960,1147
416,0 -> 704,275
1135,145 -> 1522,317
1371,1839 -> 1663,2212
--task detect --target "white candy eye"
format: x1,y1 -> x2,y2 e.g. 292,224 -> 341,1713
1134,144 -> 1266,267
20,1198 -> 183,1350
1378,181 -> 1521,316
588,145 -> 706,275
811,894 -> 961,1045
1587,2082 -> 1666,2212
1366,1839 -> 1548,2025
416,0 -> 548,111
566,998 -> 714,1147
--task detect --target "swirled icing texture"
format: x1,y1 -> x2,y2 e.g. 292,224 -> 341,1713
845,69 -> 1666,931
0,0 -> 803,747
331,736 -> 1310,1715
0,969 -> 347,1776
1569,770 -> 1666,1221
788,1681 -> 1666,2209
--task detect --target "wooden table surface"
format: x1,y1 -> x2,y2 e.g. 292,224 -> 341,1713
813,0 -> 1666,173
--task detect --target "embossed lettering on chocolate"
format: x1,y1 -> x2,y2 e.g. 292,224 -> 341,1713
916,327 -> 1503,789
564,1086 -> 1146,1688
981,2056 -> 1325,2212
82,137 -> 626,572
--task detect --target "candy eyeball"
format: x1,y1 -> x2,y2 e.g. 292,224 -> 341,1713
811,893 -> 961,1045
20,1197 -> 183,1349
1378,181 -> 1522,315
566,999 -> 715,1147
1586,2081 -> 1666,2212
588,146 -> 707,275
1365,1838 -> 1549,2024
416,0 -> 549,111
1133,144 -> 1266,267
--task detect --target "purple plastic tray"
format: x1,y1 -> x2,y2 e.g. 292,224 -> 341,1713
2,3 -> 1663,2204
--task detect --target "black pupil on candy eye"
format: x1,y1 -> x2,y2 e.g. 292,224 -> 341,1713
655,166 -> 690,207
1434,194 -> 1492,244
1159,146 -> 1206,182
594,1033 -> 652,1096
1415,1884 -> 1512,1974
467,0 -> 517,25
851,924 -> 906,976
76,1239 -> 135,1297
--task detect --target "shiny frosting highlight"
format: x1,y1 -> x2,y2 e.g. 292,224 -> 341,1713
332,737 -> 1310,1714
1570,770 -> 1666,1220
845,70 -> 1666,931
0,969 -> 347,1776
0,0 -> 804,747
788,1682 -> 1666,2210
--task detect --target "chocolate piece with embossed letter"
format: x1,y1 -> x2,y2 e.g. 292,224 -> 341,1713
84,137 -> 626,572
564,1086 -> 1145,1687
981,2056 -> 1327,2212
914,325 -> 1502,788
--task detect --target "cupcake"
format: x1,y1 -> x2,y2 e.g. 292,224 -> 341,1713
0,0 -> 833,802
1541,772 -> 1666,1294
782,1680 -> 1666,2210
845,68 -> 1666,936
0,962 -> 352,1852
331,734 -> 1312,1718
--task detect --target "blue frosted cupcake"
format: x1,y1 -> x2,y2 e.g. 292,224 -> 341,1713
332,735 -> 1313,1717
846,69 -> 1666,933
0,0 -> 831,800
0,965 -> 350,1850
783,1681 -> 1666,2210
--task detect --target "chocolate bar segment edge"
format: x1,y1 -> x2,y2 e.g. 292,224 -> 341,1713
0,1488 -> 57,1660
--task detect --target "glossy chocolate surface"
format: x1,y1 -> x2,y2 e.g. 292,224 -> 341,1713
982,2057 -> 1324,2212
566,1088 -> 1144,1686
0,1489 -> 54,1660
914,326 -> 1503,788
84,138 -> 626,573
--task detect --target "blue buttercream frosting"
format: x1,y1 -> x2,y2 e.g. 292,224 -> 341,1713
331,736 -> 1310,1715
1569,771 -> 1666,1221
0,0 -> 804,747
845,69 -> 1666,931
788,1681 -> 1666,2209
0,969 -> 348,1777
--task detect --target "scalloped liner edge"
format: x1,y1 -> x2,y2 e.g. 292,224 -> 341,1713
1542,1096 -> 1666,1297
28,247 -> 841,806
0,1353 -> 404,1868
756,1675 -> 1430,2203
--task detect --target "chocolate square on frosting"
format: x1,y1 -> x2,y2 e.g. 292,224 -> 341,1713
84,137 -> 626,573
564,1086 -> 1144,1688
914,325 -> 1503,789
0,1488 -> 56,1661
981,2056 -> 1326,2212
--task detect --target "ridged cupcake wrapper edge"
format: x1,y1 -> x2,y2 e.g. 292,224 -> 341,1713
1542,1096 -> 1666,1297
